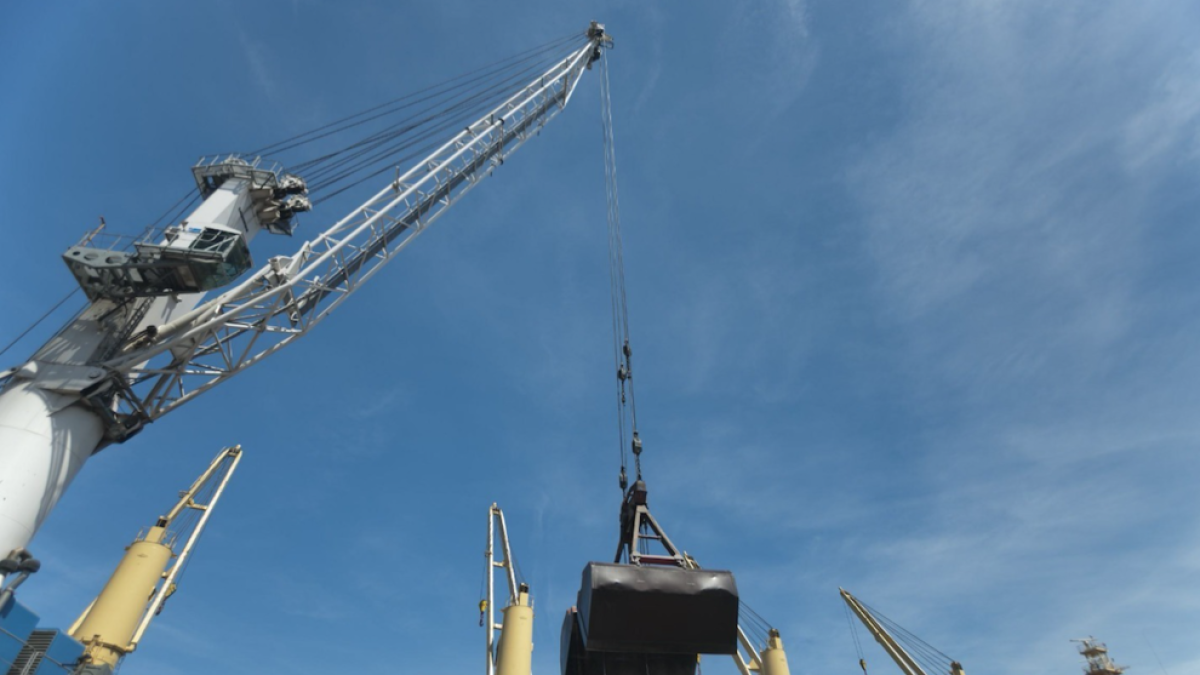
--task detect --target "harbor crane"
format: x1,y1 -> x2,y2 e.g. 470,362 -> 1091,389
0,23 -> 613,570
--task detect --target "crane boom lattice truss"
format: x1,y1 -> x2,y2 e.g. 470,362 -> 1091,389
96,30 -> 608,424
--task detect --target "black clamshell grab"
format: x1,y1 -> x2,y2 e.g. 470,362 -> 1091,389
561,561 -> 739,675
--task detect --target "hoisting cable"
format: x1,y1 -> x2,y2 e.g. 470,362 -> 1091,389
843,599 -> 868,674
1,180 -> 205,364
600,46 -> 642,492
859,600 -> 955,675
245,30 -> 584,158
237,30 -> 590,205
738,600 -> 775,650
0,288 -> 81,361
305,48 -> 577,200
301,41 -> 586,201
299,47 -> 568,182
134,189 -> 202,242
294,38 -> 580,180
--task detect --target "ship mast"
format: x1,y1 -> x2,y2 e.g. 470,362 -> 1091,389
1074,637 -> 1127,675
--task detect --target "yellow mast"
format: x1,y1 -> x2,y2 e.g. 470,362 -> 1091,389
68,445 -> 243,670
486,504 -> 534,675
759,629 -> 791,675
497,584 -> 534,675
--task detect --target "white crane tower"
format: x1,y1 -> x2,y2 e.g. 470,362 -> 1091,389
0,23 -> 613,571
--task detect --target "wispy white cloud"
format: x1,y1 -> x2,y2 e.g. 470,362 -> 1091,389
1123,51 -> 1200,170
719,0 -> 817,119
628,2 -> 664,115
239,31 -> 282,105
837,1 -> 1200,672
345,385 -> 410,420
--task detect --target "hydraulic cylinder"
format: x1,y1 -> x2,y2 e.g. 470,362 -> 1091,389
497,589 -> 534,675
70,527 -> 172,668
760,630 -> 791,675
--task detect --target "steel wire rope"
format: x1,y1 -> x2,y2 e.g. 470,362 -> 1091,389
302,65 -> 544,192
602,51 -> 628,485
307,68 -> 557,202
303,44 -> 586,199
245,30 -> 585,159
285,36 -> 586,177
859,601 -> 954,673
873,621 -> 950,675
905,641 -> 954,674
258,32 -> 585,158
599,48 -> 643,489
137,189 -> 202,241
302,45 -> 574,181
870,610 -> 952,668
301,58 -> 573,197
17,178 -> 204,369
259,39 -> 586,205
0,289 -> 81,360
251,41 -> 586,213
602,50 -> 631,387
739,601 -> 773,634
738,599 -> 774,647
908,649 -> 949,675
292,46 -> 573,184
10,190 -> 200,372
843,600 -> 868,669
893,635 -> 948,675
314,137 -> 447,201
124,191 -> 204,251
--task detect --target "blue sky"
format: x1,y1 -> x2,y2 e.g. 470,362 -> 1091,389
2,2 -> 1199,674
